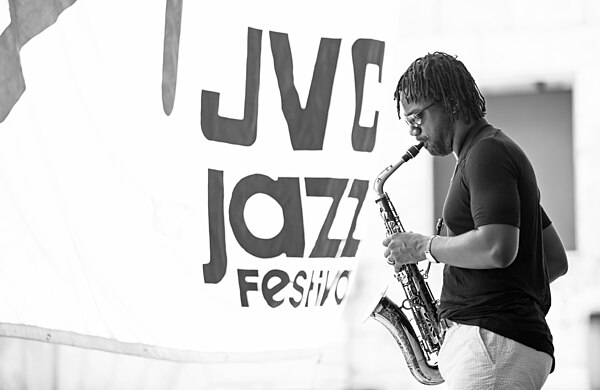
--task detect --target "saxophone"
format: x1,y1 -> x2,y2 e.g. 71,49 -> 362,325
369,143 -> 445,385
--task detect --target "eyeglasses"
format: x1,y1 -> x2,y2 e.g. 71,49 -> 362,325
404,102 -> 435,127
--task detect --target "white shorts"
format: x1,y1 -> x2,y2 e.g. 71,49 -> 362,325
438,322 -> 553,390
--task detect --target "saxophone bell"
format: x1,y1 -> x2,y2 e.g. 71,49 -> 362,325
369,292 -> 444,385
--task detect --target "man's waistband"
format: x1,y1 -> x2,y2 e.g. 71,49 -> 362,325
440,318 -> 457,332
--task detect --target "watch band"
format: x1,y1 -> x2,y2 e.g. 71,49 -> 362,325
425,235 -> 440,263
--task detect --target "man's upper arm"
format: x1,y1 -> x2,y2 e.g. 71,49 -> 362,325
478,224 -> 520,268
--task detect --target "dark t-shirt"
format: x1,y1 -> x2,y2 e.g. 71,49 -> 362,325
439,119 -> 554,369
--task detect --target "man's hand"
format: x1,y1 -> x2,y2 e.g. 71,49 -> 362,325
383,232 -> 428,271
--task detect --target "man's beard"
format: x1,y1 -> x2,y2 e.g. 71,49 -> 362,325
426,116 -> 454,156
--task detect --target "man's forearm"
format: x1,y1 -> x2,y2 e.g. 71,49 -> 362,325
431,224 -> 519,269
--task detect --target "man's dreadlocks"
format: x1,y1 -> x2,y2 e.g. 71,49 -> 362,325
394,52 -> 486,124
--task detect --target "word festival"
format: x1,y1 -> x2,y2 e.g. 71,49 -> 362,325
238,268 -> 352,308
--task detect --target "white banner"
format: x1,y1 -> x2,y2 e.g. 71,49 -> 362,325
0,0 -> 409,358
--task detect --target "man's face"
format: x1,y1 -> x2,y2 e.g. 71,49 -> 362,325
400,94 -> 454,157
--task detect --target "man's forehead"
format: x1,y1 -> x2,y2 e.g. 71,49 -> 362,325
399,92 -> 424,114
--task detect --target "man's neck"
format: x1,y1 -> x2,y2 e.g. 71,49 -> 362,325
452,118 -> 474,158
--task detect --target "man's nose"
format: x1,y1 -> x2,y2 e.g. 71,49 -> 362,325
409,126 -> 421,137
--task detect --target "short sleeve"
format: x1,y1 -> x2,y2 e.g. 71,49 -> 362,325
465,138 -> 520,228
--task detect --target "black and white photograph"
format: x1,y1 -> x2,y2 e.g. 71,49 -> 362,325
0,1 -> 597,389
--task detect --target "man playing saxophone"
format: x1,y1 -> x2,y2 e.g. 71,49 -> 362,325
383,52 -> 568,389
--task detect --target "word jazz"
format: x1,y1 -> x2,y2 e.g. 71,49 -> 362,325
203,169 -> 367,283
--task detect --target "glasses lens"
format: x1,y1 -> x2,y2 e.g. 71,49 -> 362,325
406,114 -> 419,127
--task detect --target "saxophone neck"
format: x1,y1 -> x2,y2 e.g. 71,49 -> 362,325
372,143 -> 424,196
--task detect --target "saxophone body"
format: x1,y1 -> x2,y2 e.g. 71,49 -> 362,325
369,143 -> 445,385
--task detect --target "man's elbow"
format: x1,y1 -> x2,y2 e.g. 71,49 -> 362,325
543,223 -> 569,280
547,255 -> 568,283
555,255 -> 569,277
479,224 -> 519,269
490,246 -> 518,269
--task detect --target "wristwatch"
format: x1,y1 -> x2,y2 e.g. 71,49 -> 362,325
425,235 -> 440,263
